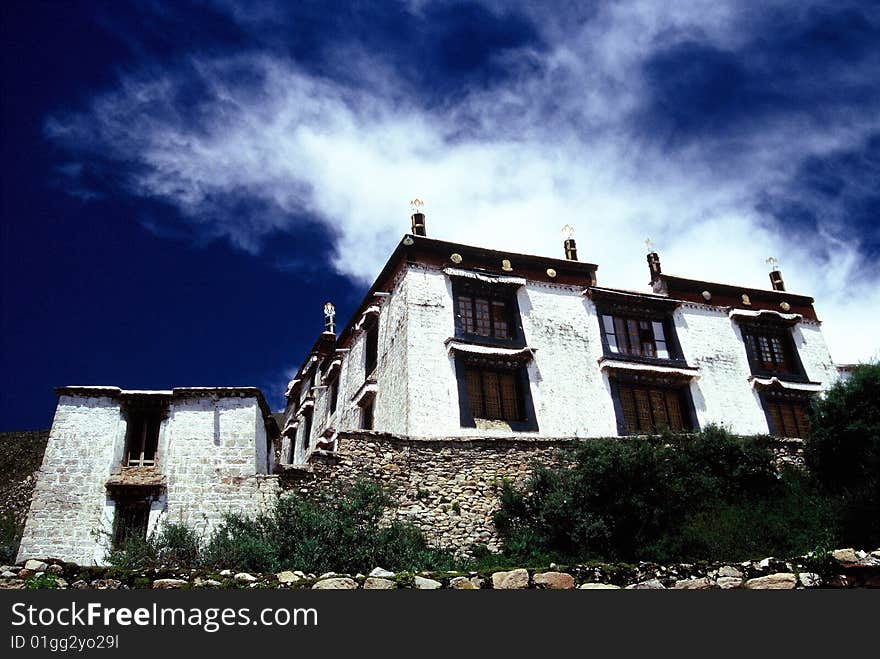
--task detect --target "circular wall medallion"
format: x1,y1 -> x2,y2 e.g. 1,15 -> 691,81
701,290 -> 712,301
741,294 -> 751,305
450,253 -> 463,264
501,259 -> 513,271
546,268 -> 557,278
402,236 -> 414,246
780,301 -> 791,312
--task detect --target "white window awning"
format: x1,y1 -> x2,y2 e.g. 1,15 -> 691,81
322,358 -> 342,382
599,358 -> 700,379
443,267 -> 526,286
354,305 -> 381,331
445,339 -> 535,360
294,398 -> 315,417
729,309 -> 803,324
750,376 -> 823,392
350,380 -> 378,405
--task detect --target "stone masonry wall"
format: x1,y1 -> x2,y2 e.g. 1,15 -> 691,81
17,391 -> 279,565
282,431 -> 806,555
17,395 -> 124,565
283,432 -> 572,553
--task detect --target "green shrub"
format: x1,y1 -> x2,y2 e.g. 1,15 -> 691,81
106,520 -> 202,570
202,513 -> 278,573
179,479 -> 460,574
805,362 -> 880,547
24,574 -> 59,590
494,425 -> 828,564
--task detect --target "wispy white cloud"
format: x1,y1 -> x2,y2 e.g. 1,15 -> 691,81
45,0 -> 880,363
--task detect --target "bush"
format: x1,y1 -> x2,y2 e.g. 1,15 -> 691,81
494,426 -> 833,564
106,520 -> 202,570
204,480 -> 457,574
111,479 -> 459,574
805,362 -> 880,546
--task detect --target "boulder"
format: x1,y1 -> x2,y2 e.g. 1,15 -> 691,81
449,576 -> 482,590
492,569 -> 529,590
744,573 -> 797,589
234,572 -> 258,583
533,571 -> 575,590
831,548 -> 861,567
276,571 -> 300,585
363,577 -> 397,589
91,579 -> 122,590
672,578 -> 712,589
413,575 -> 442,590
24,560 -> 47,572
717,565 -> 742,579
578,583 -> 621,589
716,577 -> 742,589
625,579 -> 666,589
152,579 -> 188,589
313,577 -> 358,590
369,567 -> 396,578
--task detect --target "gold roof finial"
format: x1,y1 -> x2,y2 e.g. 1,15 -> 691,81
561,224 -> 576,239
766,256 -> 780,272
410,198 -> 425,213
645,237 -> 656,253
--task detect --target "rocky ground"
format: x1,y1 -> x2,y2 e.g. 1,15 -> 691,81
2,547 -> 878,590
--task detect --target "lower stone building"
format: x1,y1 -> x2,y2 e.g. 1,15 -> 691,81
17,387 -> 279,565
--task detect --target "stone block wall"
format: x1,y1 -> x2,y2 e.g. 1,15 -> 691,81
283,431 -> 807,555
17,389 -> 278,565
17,395 -> 123,565
284,432 -> 575,553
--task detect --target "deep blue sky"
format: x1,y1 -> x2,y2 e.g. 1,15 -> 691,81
2,1 -> 879,430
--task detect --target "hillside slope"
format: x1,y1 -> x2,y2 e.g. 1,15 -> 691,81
0,430 -> 49,562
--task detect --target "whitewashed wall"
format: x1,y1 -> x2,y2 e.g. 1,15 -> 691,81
17,391 -> 277,565
313,263 -> 840,439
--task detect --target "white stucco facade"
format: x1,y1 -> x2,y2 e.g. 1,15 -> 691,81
17,387 -> 278,565
284,258 -> 841,459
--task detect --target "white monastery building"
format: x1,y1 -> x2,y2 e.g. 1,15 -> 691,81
17,208 -> 844,564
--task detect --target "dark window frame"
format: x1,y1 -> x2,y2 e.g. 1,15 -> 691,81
608,374 -> 699,436
122,399 -> 167,468
111,499 -> 150,550
328,377 -> 340,417
758,390 -> 812,438
301,409 -> 313,451
596,304 -> 686,366
360,396 -> 375,430
364,318 -> 379,377
451,278 -> 525,348
454,354 -> 538,432
739,321 -> 808,382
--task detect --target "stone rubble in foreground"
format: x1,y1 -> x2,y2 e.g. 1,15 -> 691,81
1,547 -> 878,590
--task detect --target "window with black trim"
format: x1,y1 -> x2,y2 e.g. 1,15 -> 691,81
609,373 -> 697,436
601,315 -> 670,358
364,320 -> 379,376
360,398 -> 375,430
453,280 -> 522,345
328,378 -> 339,417
123,404 -> 165,467
740,324 -> 803,377
112,500 -> 150,550
464,366 -> 523,422
617,383 -> 689,434
761,392 -> 811,438
454,355 -> 537,431
301,410 -> 313,451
